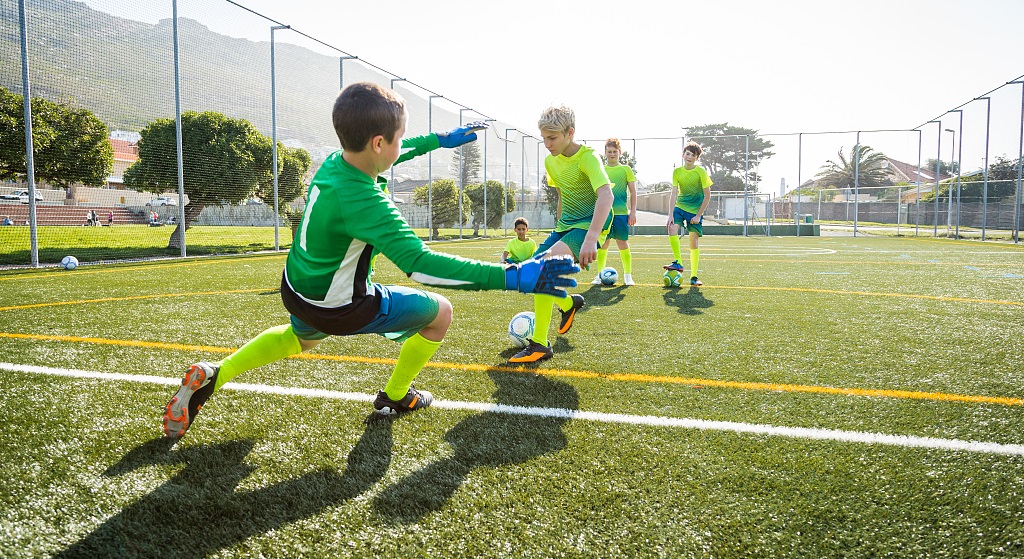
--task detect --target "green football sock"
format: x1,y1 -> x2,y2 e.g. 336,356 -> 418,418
690,248 -> 700,277
532,294 -> 572,346
596,248 -> 608,270
620,248 -> 632,274
384,333 -> 443,401
669,234 -> 682,263
215,324 -> 302,390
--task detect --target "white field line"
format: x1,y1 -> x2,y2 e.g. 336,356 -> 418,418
4,362 -> 1023,456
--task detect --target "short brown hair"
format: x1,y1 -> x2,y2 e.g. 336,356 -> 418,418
513,217 -> 529,228
605,138 -> 621,151
683,140 -> 703,158
332,82 -> 406,151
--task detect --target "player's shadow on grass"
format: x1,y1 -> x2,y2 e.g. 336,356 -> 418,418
662,286 -> 714,315
372,366 -> 579,524
580,284 -> 627,307
56,418 -> 395,559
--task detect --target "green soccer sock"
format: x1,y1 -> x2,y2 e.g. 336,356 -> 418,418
596,248 -> 608,271
384,333 -> 443,401
215,324 -> 302,390
532,294 -> 572,346
669,235 -> 682,263
690,248 -> 700,278
620,248 -> 632,274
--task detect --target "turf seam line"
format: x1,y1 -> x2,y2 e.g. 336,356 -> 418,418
2,362 -> 1022,456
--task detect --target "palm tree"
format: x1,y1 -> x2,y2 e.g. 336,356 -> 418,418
814,145 -> 890,189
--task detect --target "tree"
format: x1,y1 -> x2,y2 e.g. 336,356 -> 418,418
451,141 -> 482,189
814,144 -> 890,190
682,123 -> 774,191
952,156 -> 1021,202
465,180 -> 516,235
413,178 -> 469,238
0,87 -> 113,190
124,111 -> 274,249
924,158 -> 958,177
253,142 -> 313,220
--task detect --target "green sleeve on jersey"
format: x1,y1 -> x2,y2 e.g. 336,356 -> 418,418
395,134 -> 441,166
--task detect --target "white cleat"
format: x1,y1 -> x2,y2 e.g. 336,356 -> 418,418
623,274 -> 635,286
591,275 -> 602,285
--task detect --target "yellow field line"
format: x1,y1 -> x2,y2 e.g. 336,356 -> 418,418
2,331 -> 1021,407
0,289 -> 272,312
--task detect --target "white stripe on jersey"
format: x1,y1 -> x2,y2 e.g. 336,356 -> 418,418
409,272 -> 476,287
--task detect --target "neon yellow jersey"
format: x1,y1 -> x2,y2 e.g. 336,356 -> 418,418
503,237 -> 538,263
545,145 -> 612,232
605,164 -> 636,215
672,165 -> 713,213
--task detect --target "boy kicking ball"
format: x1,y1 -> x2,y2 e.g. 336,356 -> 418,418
510,105 -> 613,363
163,82 -> 579,439
664,141 -> 713,287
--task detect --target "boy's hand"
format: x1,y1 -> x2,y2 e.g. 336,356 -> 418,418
437,121 -> 489,148
505,254 -> 580,298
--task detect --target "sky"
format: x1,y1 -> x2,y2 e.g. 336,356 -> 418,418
83,0 -> 1024,193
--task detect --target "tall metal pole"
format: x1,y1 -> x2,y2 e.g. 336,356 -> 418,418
505,128 -> 515,236
743,135 -> 749,236
977,97 -> 991,240
536,139 -> 542,211
17,0 -> 38,266
853,132 -> 860,237
949,110 -> 964,238
915,129 -> 922,236
482,119 -> 495,237
797,133 -> 802,236
388,78 -> 406,203
172,0 -> 186,257
931,121 -> 942,237
520,138 -> 526,216
945,127 -> 956,236
458,108 -> 472,239
1012,81 -> 1024,244
270,25 -> 289,251
339,55 -> 357,89
427,95 -> 442,241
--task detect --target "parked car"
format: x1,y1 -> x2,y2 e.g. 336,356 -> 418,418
1,189 -> 42,203
145,196 -> 178,206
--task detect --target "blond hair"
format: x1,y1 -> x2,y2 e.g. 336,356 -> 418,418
537,105 -> 575,134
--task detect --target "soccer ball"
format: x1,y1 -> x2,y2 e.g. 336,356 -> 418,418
508,311 -> 536,348
662,270 -> 681,287
60,255 -> 79,270
599,267 -> 618,286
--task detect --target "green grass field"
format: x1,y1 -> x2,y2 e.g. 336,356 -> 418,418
2,234 -> 1023,558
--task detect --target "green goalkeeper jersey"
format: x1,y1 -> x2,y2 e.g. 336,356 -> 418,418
544,145 -> 612,232
604,164 -> 636,215
285,134 -> 505,322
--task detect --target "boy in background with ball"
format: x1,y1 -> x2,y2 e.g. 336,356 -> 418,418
663,140 -> 712,287
162,82 -> 579,439
510,105 -> 613,363
591,138 -> 637,286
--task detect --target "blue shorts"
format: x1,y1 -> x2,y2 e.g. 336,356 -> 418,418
606,214 -> 630,241
673,208 -> 704,237
535,228 -> 601,262
290,284 -> 439,343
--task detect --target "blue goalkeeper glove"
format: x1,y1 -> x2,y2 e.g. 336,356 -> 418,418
504,254 -> 580,298
436,121 -> 488,149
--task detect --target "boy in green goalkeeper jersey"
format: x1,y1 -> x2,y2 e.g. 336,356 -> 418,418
663,141 -> 713,287
591,138 -> 637,286
163,82 -> 579,439
509,105 -> 613,363
502,217 -> 538,264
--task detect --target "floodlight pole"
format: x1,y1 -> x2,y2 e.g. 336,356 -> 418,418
1012,80 -> 1024,243
427,95 -> 442,240
338,55 -> 357,89
928,120 -> 942,237
458,108 -> 473,239
944,127 -> 956,236
743,135 -> 749,236
976,97 -> 991,240
388,78 -> 406,203
947,109 -> 964,238
853,132 -> 860,237
914,129 -> 922,236
482,118 -> 496,237
536,139 -> 543,210
796,133 -> 802,235
172,0 -> 186,257
270,24 -> 290,251
17,0 -> 38,266
504,128 -> 517,236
